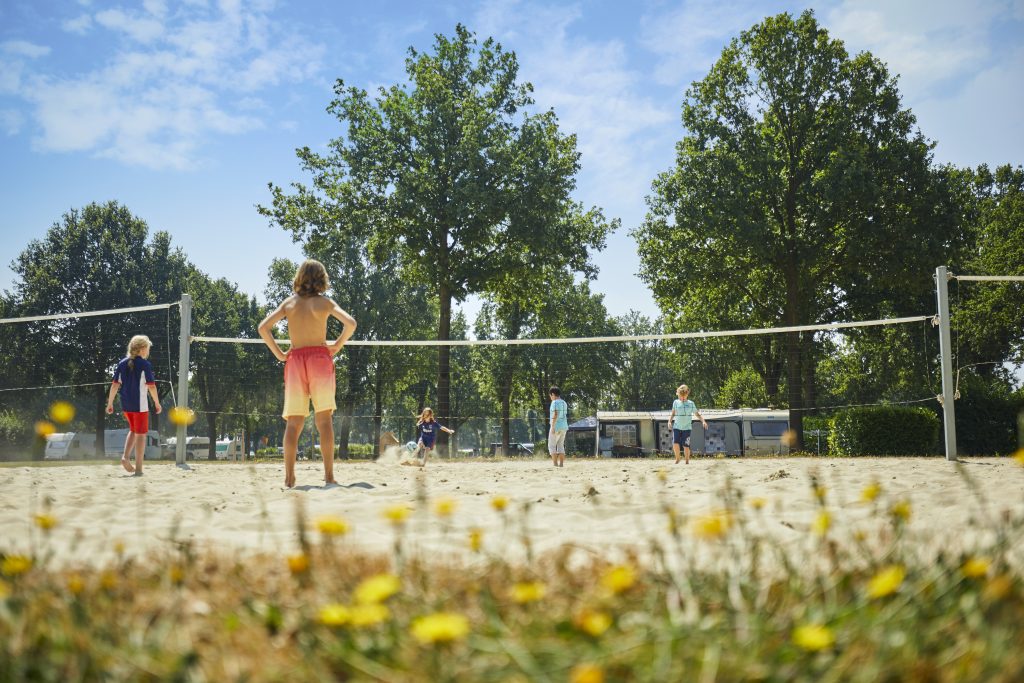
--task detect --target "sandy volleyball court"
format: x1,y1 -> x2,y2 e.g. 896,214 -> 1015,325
2,457 -> 1022,566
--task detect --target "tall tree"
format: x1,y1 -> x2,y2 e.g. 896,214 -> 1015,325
610,312 -> 679,411
262,24 -> 614,447
636,11 -> 958,447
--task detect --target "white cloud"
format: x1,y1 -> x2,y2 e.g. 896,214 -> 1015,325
0,109 -> 24,135
62,14 -> 94,34
7,1 -> 324,169
1,40 -> 51,59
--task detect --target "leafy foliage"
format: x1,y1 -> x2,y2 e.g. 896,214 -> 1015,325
829,407 -> 940,456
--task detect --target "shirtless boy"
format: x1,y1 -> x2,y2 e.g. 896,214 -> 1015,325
258,259 -> 357,488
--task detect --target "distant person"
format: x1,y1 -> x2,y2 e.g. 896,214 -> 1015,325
414,407 -> 454,467
668,384 -> 708,465
548,386 -> 569,467
258,259 -> 357,488
106,334 -> 162,476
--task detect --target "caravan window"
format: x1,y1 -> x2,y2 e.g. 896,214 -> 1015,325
604,424 -> 638,447
751,421 -> 789,437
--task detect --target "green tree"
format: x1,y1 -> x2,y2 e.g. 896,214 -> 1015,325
610,311 -> 679,411
636,11 -> 959,447
7,202 -> 190,456
261,24 -> 613,448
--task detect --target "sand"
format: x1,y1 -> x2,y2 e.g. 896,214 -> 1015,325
2,456 -> 1022,568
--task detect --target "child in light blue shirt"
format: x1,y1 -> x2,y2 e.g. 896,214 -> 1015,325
548,386 -> 569,467
669,384 -> 707,464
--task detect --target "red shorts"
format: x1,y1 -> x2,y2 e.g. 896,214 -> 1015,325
124,412 -> 149,434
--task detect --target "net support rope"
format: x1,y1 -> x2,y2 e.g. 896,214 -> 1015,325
192,314 -> 933,346
0,302 -> 176,325
952,275 -> 1024,282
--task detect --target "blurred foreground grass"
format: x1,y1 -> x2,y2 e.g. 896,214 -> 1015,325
2,465 -> 1024,682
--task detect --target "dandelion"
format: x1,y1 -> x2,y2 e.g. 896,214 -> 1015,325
354,574 -> 400,604
319,603 -> 350,626
315,516 -> 350,536
169,565 -> 185,585
570,663 -> 605,683
890,500 -> 912,523
690,510 -> 733,540
49,401 -> 75,424
983,575 -> 1013,601
962,557 -> 991,579
813,484 -> 827,502
1,555 -> 32,576
656,468 -> 669,483
33,513 -> 58,530
1012,448 -> 1024,466
511,581 -> 546,604
793,623 -> 835,651
867,565 -> 905,598
860,481 -> 881,503
34,421 -> 56,438
749,497 -> 767,510
600,565 -> 636,594
384,505 -> 411,525
349,603 -> 390,627
491,495 -> 509,512
576,609 -> 613,637
468,528 -> 483,552
287,553 -> 309,575
410,612 -> 470,644
66,573 -> 84,595
434,497 -> 457,518
812,511 -> 831,536
168,406 -> 197,426
100,571 -> 118,590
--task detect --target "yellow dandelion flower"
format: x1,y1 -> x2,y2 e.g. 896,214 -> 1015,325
890,500 -> 912,523
1012,448 -> 1024,466
168,406 -> 197,426
33,513 -> 58,530
860,481 -> 881,503
867,565 -> 905,599
348,603 -> 390,627
600,565 -> 636,594
384,505 -> 411,525
468,528 -> 483,552
49,401 -> 76,424
169,565 -> 185,585
962,557 -> 991,579
1,555 -> 32,576
287,553 -> 309,575
511,581 -> 546,604
100,571 -> 118,590
434,497 -> 457,518
576,609 -> 613,637
749,497 -> 767,510
66,573 -> 84,595
793,623 -> 835,651
410,612 -> 470,644
813,484 -> 827,502
570,663 -> 605,683
34,421 -> 56,438
315,516 -> 350,536
812,511 -> 831,536
853,530 -> 867,542
983,575 -> 1013,601
318,603 -> 350,626
690,510 -> 733,540
354,574 -> 400,604
491,495 -> 509,512
656,468 -> 669,483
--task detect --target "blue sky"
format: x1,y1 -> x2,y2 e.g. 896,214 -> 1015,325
1,0 -> 1022,324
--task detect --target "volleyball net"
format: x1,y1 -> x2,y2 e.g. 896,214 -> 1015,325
1,268 -> 1019,462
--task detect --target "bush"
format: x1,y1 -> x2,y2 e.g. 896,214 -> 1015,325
828,406 -> 940,456
954,375 -> 1024,455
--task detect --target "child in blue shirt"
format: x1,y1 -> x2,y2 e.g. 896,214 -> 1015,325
548,386 -> 569,467
668,384 -> 707,464
414,407 -> 454,467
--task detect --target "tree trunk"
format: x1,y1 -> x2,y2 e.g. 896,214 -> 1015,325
373,368 -> 383,458
802,335 -> 818,417
95,389 -> 106,459
436,282 -> 452,457
783,262 -> 804,450
338,394 -> 355,459
500,388 -> 512,457
207,413 -> 217,460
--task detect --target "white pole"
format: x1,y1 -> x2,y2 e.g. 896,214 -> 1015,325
935,267 -> 958,461
175,294 -> 192,467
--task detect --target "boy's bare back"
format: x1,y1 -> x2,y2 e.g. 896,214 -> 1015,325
259,293 -> 356,362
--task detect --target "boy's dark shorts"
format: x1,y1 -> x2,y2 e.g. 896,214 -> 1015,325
673,428 -> 691,447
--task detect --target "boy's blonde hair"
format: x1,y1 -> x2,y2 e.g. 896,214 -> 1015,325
417,407 -> 435,425
128,335 -> 152,357
676,384 -> 690,396
293,259 -> 329,298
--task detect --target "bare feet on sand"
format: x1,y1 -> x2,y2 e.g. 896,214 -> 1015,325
120,456 -> 135,473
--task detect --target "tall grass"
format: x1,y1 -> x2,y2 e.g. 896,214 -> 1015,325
2,463 -> 1023,682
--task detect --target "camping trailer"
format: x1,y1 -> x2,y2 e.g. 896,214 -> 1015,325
163,436 -> 211,460
104,429 -> 162,459
44,432 -> 97,460
594,409 -> 791,457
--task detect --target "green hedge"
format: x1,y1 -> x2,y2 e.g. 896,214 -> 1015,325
828,406 -> 940,456
954,375 -> 1024,455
